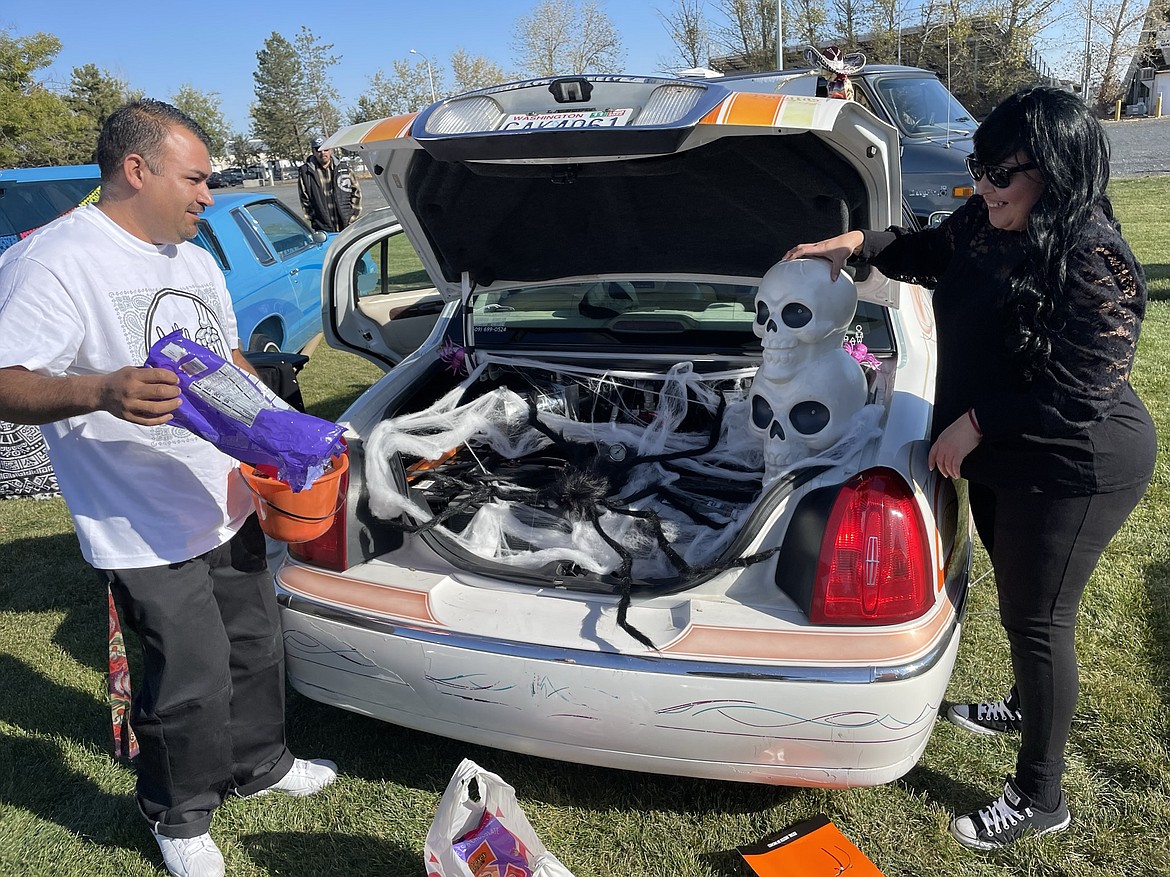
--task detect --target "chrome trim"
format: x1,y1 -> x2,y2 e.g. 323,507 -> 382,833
276,581 -> 964,686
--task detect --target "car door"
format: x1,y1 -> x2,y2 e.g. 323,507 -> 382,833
323,207 -> 448,371
233,200 -> 329,351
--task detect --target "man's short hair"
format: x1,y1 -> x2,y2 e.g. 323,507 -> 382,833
96,99 -> 213,182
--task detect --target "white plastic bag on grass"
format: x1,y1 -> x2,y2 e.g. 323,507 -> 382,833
424,759 -> 575,877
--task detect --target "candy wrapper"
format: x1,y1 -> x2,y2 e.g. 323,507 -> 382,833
146,331 -> 345,491
453,811 -> 533,877
425,759 -> 574,877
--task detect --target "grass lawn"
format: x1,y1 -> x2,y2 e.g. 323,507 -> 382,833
1,177 -> 1168,876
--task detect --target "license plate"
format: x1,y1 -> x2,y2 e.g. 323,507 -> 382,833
501,108 -> 634,130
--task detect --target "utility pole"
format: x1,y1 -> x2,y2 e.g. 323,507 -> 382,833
776,0 -> 784,69
1081,0 -> 1093,100
410,49 -> 437,103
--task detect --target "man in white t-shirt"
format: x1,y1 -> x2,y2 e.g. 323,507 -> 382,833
0,100 -> 337,877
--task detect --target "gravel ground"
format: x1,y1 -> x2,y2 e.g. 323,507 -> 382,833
1102,115 -> 1170,177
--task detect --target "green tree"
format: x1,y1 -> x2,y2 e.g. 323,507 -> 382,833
786,0 -> 831,59
251,31 -> 309,159
348,81 -> 398,124
1079,0 -> 1157,111
658,0 -> 710,70
170,84 -> 230,158
294,26 -> 342,136
512,0 -> 625,76
450,48 -> 510,92
227,132 -> 259,167
66,63 -> 128,141
711,0 -> 779,70
349,60 -> 438,122
0,28 -> 91,167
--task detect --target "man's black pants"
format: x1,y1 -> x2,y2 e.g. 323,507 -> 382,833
969,480 -> 1148,811
104,515 -> 293,837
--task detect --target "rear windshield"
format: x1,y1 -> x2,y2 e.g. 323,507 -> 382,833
471,280 -> 894,357
0,177 -> 101,238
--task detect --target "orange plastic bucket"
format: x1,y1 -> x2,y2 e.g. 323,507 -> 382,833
240,452 -> 348,543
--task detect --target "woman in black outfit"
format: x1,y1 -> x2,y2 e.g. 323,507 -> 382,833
785,85 -> 1155,850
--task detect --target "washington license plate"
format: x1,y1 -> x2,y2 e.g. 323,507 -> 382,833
501,108 -> 634,130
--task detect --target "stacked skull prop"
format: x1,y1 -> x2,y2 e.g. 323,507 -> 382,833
750,258 -> 867,481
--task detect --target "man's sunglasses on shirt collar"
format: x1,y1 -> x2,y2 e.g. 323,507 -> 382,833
965,153 -> 1038,188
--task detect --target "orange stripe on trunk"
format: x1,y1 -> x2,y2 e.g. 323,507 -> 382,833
701,92 -> 786,127
362,113 -> 418,143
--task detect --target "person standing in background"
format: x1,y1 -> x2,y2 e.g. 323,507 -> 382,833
298,134 -> 362,232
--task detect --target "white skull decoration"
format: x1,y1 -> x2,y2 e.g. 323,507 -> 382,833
753,258 -> 860,382
750,259 -> 867,480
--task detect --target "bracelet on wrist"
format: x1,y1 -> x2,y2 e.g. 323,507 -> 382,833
967,407 -> 982,437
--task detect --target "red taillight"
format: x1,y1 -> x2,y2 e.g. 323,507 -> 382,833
287,459 -> 349,571
810,468 -> 932,625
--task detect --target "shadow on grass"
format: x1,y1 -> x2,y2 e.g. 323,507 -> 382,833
240,830 -> 419,877
897,762 -> 993,817
0,530 -> 106,674
1146,264 -> 1170,302
0,654 -> 108,746
0,732 -> 142,854
1143,554 -> 1170,739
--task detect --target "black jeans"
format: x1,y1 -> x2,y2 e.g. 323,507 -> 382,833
104,515 -> 293,837
968,481 -> 1148,811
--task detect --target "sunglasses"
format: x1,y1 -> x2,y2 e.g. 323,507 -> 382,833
965,154 -> 1038,188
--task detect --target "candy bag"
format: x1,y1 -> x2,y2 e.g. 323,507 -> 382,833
453,811 -> 533,877
146,330 -> 344,491
425,759 -> 574,877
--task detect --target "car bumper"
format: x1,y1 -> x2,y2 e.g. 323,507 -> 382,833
276,570 -> 964,787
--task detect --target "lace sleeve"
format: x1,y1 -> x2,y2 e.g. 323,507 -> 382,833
860,197 -> 979,288
976,234 -> 1146,438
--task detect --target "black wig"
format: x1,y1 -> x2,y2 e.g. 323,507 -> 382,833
972,86 -> 1111,378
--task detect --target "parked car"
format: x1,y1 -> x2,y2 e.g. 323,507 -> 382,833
0,165 -> 328,353
0,167 -> 329,497
0,164 -> 102,254
207,170 -> 229,189
709,65 -> 978,227
274,73 -> 973,788
192,192 -> 332,352
220,167 -> 245,186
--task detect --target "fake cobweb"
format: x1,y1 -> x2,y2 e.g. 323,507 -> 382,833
363,355 -> 881,592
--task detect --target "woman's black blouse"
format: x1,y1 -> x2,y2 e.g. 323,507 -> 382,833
859,196 -> 1155,495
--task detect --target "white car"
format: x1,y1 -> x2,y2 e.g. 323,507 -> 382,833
275,73 -> 972,787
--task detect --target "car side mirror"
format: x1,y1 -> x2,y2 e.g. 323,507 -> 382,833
312,231 -> 328,244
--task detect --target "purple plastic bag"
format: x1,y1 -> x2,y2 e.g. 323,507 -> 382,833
146,330 -> 345,491
453,810 -> 533,877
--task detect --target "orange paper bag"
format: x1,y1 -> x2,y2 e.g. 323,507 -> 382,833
737,815 -> 884,877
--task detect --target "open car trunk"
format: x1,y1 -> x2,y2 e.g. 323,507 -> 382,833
357,302 -> 892,599
320,75 -> 906,600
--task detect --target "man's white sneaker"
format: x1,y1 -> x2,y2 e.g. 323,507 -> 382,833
250,757 -> 338,798
152,831 -> 225,877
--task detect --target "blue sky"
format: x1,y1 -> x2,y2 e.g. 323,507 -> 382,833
5,1 -> 679,133
7,1 -> 1084,135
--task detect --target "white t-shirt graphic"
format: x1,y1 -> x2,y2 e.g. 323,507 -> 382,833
0,205 -> 253,568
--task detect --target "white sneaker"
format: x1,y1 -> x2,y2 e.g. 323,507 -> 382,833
152,831 -> 225,877
250,757 -> 338,798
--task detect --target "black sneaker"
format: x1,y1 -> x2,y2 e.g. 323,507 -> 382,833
946,696 -> 1022,735
949,777 -> 1070,851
